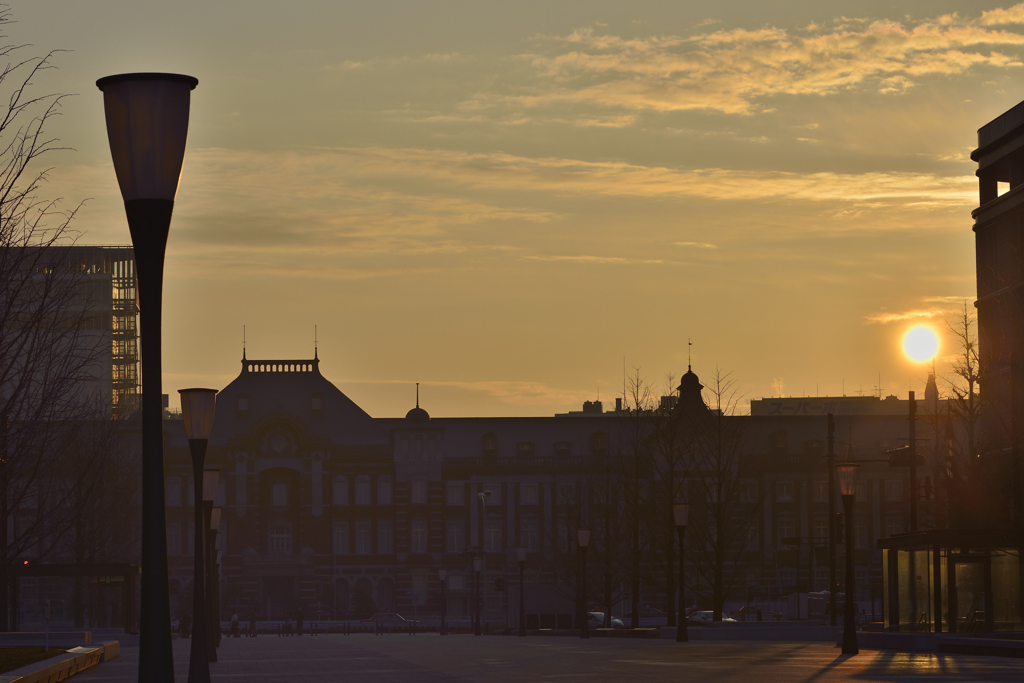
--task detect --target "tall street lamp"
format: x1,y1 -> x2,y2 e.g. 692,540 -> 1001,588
202,469 -> 219,662
179,389 -> 216,683
839,463 -> 859,655
674,503 -> 689,643
210,507 -> 222,649
517,546 -> 527,637
98,72 -> 198,683
577,529 -> 590,640
438,568 -> 447,636
473,554 -> 483,636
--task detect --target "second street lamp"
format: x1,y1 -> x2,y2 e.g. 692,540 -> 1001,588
577,529 -> 590,640
98,72 -> 198,683
438,568 -> 448,636
674,503 -> 689,643
517,546 -> 527,637
202,469 -> 219,662
839,463 -> 859,655
179,389 -> 216,683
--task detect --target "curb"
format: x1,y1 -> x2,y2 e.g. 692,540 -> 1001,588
0,640 -> 119,683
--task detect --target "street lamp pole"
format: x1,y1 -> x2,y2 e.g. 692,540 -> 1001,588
473,555 -> 483,636
578,529 -> 590,639
517,546 -> 527,637
180,389 -> 217,683
438,568 -> 447,636
839,463 -> 859,655
202,470 -> 219,663
210,507 -> 222,649
674,504 -> 689,643
98,72 -> 198,683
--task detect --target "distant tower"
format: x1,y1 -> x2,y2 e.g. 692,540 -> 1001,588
972,101 -> 1024,448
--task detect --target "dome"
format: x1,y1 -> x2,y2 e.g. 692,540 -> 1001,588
405,406 -> 430,422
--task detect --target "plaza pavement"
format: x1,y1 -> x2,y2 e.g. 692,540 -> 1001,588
72,634 -> 1024,682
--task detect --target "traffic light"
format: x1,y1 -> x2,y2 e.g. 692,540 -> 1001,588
835,512 -> 844,544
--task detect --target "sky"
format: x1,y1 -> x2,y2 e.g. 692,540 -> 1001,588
16,1 -> 1023,417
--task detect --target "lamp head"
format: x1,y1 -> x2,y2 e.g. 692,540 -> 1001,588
210,506 -> 222,531
673,503 -> 689,528
577,528 -> 591,548
179,388 -> 217,440
97,73 -> 198,202
838,463 -> 859,497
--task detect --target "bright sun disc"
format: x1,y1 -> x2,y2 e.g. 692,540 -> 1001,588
903,326 -> 939,362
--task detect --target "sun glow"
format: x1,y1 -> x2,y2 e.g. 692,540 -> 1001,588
903,326 -> 939,362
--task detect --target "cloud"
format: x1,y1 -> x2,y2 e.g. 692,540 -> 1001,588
675,241 -> 718,249
510,7 -> 1024,114
343,378 -> 585,407
864,295 -> 972,324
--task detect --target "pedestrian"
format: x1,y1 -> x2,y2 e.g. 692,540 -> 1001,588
230,612 -> 240,638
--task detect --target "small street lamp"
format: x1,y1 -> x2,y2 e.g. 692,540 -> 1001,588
517,546 -> 527,637
98,72 -> 198,683
179,389 -> 216,683
209,507 -> 222,649
438,568 -> 448,636
473,554 -> 483,636
577,529 -> 590,640
202,469 -> 219,662
839,463 -> 859,655
674,503 -> 689,643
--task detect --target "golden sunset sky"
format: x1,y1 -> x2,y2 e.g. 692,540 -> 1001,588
22,1 -> 1023,416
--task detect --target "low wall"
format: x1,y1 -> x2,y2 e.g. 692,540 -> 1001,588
0,640 -> 118,683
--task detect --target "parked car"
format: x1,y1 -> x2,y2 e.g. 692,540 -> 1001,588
687,610 -> 737,624
361,613 -> 417,624
588,611 -> 625,628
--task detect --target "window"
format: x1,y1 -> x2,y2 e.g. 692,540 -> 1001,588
885,480 -> 903,502
412,574 -> 427,605
770,431 -> 788,453
448,574 -> 465,591
813,516 -> 828,542
558,484 -> 576,506
446,482 -> 464,506
856,481 -> 868,503
521,518 -> 539,552
378,519 -> 394,554
333,475 -> 348,506
484,520 -> 502,553
377,476 -> 393,505
554,441 -> 571,456
777,569 -> 796,588
556,518 -> 570,552
885,516 -> 904,536
411,479 -> 427,505
739,480 -> 758,503
333,521 -> 349,555
855,522 -> 868,550
777,481 -> 794,502
311,394 -> 322,412
355,521 -> 372,554
411,520 -> 428,553
167,526 -> 181,556
482,433 -> 497,455
591,432 -> 607,455
517,442 -> 535,457
355,476 -> 371,505
520,483 -> 539,506
777,518 -> 795,546
814,568 -> 828,592
269,524 -> 292,554
166,478 -> 182,507
238,396 -> 249,412
446,520 -> 464,553
812,481 -> 828,503
271,483 -> 288,507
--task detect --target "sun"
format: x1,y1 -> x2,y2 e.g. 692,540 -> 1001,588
903,326 -> 939,362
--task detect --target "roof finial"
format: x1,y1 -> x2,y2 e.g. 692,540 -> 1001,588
314,324 -> 318,360
242,324 -> 246,361
416,382 -> 420,408
688,338 -> 692,372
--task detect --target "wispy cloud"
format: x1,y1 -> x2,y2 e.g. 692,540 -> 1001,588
865,295 -> 973,324
510,6 -> 1024,115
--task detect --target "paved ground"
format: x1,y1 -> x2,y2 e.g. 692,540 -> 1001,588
73,634 -> 1024,682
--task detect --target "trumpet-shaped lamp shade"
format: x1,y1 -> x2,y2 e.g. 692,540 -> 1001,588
517,546 -> 527,563
179,388 -> 217,440
210,506 -> 222,531
203,469 -> 219,502
438,568 -> 447,582
473,556 -> 482,572
97,73 -> 198,202
673,503 -> 689,528
838,463 -> 859,497
577,529 -> 591,548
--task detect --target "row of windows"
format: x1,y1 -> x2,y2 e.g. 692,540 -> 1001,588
481,433 -> 607,455
328,518 -> 542,556
775,480 -> 901,503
